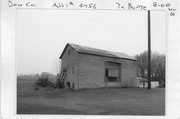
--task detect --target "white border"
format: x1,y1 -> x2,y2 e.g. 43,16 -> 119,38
1,0 -> 180,118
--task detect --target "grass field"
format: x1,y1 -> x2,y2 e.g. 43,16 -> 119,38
17,79 -> 165,115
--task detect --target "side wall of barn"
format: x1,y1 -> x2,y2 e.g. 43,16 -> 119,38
77,53 -> 137,89
78,54 -> 106,88
120,60 -> 137,87
61,46 -> 79,89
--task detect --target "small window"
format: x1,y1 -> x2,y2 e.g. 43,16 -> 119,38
106,68 -> 118,77
108,69 -> 118,77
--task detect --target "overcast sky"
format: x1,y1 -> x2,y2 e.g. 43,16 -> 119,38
16,10 -> 166,75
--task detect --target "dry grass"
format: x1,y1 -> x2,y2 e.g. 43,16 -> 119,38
17,79 -> 165,115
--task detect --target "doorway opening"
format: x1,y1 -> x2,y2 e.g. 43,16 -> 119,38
66,82 -> 71,88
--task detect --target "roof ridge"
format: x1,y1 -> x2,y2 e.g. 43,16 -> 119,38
59,43 -> 136,60
67,43 -> 136,60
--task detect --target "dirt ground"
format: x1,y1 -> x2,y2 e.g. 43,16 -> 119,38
17,79 -> 165,115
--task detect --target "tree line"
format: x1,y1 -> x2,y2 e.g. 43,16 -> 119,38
135,51 -> 165,87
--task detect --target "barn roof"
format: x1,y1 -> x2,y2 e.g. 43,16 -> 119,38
59,43 -> 137,61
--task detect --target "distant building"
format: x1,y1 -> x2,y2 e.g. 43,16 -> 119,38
136,77 -> 160,88
57,43 -> 137,89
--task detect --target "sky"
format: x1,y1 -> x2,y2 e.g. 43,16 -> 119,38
16,10 -> 166,75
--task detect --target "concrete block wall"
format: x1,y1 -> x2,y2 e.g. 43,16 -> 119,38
119,60 -> 137,87
60,46 -> 137,89
61,46 -> 79,89
77,53 -> 137,88
78,54 -> 106,88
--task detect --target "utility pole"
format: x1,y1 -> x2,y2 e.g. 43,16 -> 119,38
148,10 -> 151,89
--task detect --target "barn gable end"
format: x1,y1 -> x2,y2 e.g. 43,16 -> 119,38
60,44 -> 80,89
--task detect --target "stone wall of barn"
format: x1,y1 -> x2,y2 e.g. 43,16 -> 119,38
61,46 -> 79,89
77,53 -> 137,89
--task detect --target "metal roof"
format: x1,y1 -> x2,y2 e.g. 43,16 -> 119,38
60,43 -> 137,61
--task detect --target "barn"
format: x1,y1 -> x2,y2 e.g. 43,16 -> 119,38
57,43 -> 137,89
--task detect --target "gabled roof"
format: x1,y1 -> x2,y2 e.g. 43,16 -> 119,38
59,43 -> 137,61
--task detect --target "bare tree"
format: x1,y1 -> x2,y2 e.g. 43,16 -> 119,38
54,59 -> 61,75
135,51 -> 165,87
135,51 -> 148,78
